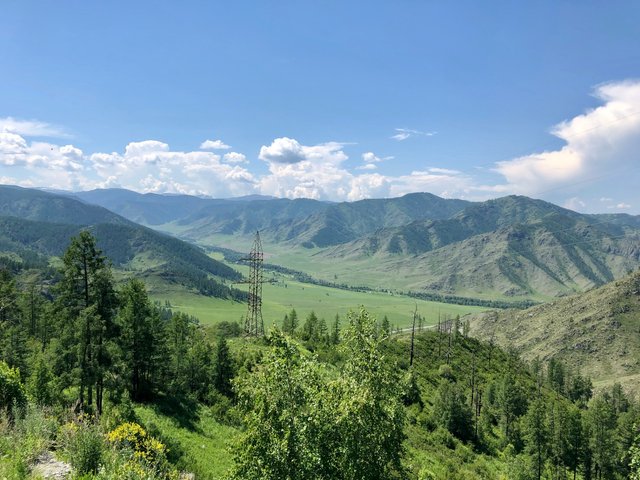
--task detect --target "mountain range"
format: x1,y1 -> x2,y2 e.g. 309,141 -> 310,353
4,185 -> 640,302
0,185 -> 242,299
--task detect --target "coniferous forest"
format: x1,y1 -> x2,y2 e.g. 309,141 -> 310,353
1,231 -> 640,479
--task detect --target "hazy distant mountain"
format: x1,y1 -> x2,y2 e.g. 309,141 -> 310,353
0,185 -> 128,226
72,188 -> 214,225
177,197 -> 328,238
263,192 -> 471,247
469,269 -> 640,393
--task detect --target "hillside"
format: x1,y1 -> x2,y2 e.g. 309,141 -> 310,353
318,196 -> 640,298
0,186 -> 243,299
326,196 -> 589,257
263,192 -> 470,247
71,188 -> 327,234
469,269 -> 640,393
177,197 -> 327,239
0,185 -> 128,225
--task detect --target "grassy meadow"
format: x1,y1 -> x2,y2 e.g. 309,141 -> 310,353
147,274 -> 487,330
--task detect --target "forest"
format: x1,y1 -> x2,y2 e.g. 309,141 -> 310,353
1,231 -> 640,479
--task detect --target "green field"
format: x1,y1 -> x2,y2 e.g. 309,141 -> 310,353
148,270 -> 487,330
186,232 -> 528,302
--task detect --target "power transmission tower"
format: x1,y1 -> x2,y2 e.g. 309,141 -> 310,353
241,231 -> 265,336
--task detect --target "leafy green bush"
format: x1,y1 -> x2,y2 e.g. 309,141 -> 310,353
0,361 -> 26,418
62,420 -> 106,475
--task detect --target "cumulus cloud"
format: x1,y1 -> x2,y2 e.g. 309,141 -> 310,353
0,128 -> 257,196
87,141 -> 256,196
494,80 -> 640,199
610,202 -> 631,210
223,152 -> 248,164
3,80 -> 639,212
390,128 -> 436,141
200,139 -> 231,150
362,151 -> 393,163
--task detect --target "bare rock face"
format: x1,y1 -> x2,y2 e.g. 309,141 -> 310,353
31,452 -> 72,479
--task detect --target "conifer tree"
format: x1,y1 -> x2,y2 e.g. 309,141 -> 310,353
117,279 -> 164,401
214,335 -> 234,398
57,231 -> 116,414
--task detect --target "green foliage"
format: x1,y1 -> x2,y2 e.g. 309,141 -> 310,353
213,336 -> 234,398
62,420 -> 106,475
117,279 -> 165,401
228,308 -> 405,480
0,361 -> 26,416
26,353 -> 55,406
433,380 -> 473,442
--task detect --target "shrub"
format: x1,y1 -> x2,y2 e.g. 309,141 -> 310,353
0,361 -> 26,418
63,421 -> 106,475
107,422 -> 178,479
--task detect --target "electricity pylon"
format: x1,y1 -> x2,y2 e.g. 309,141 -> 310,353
241,231 -> 265,336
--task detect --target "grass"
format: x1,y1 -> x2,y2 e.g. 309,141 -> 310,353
185,232 -> 537,302
147,273 -> 487,330
135,403 -> 236,480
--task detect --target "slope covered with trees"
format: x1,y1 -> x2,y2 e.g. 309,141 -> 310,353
470,269 -> 640,394
2,238 -> 640,479
0,186 -> 245,300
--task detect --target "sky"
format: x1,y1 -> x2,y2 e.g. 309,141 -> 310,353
1,1 -> 639,213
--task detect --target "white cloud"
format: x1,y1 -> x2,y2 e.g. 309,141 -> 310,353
0,117 -> 69,138
564,197 -> 587,211
259,137 -> 348,165
428,167 -> 461,175
223,152 -> 248,164
258,138 -> 352,199
362,151 -> 393,163
493,80 -> 640,197
259,137 -> 306,164
609,202 -> 631,210
356,163 -> 377,171
200,139 -> 231,150
0,129 -> 257,196
390,128 -> 436,141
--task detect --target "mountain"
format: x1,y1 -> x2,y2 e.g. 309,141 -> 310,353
469,269 -> 640,393
72,188 -> 214,225
72,188 -> 329,236
0,186 -> 243,298
0,185 -> 127,225
316,196 -> 640,298
325,196 -> 583,257
263,192 -> 471,247
72,189 -> 470,246
177,197 -> 328,239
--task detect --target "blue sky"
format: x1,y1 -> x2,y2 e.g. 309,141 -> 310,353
1,1 -> 639,213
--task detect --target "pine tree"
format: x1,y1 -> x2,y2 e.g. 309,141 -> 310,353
117,279 -> 163,401
214,336 -> 234,398
381,315 -> 390,336
57,231 -> 116,414
331,314 -> 340,344
523,397 -> 548,480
